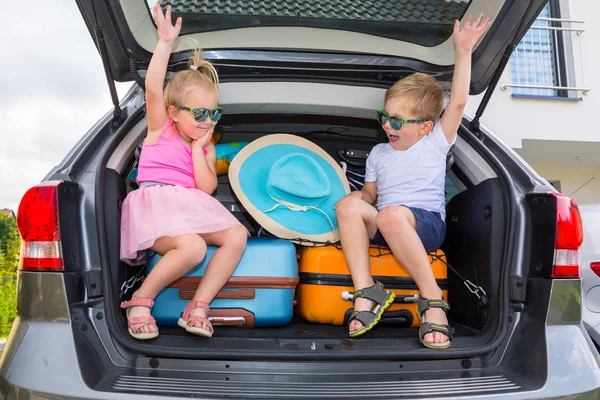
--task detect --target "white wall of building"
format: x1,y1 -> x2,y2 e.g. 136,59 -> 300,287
529,162 -> 600,204
463,1 -> 600,205
465,1 -> 599,151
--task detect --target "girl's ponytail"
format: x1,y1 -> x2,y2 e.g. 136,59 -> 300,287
163,48 -> 220,112
188,49 -> 219,86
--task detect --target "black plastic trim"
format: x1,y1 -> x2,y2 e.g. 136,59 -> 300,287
56,181 -> 83,273
524,193 -> 558,279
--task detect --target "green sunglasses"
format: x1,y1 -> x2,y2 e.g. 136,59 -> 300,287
377,109 -> 427,130
175,105 -> 224,123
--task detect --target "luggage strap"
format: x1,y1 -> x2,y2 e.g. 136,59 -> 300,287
120,264 -> 146,301
429,253 -> 489,308
257,231 -> 490,308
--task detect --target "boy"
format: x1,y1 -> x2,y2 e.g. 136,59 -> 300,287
335,13 -> 491,349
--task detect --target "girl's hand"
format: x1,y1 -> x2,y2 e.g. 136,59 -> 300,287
191,127 -> 215,155
453,13 -> 491,53
153,4 -> 182,44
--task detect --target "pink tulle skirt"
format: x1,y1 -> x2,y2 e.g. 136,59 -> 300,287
120,184 -> 244,265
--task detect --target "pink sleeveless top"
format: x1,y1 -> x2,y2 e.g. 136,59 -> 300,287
137,122 -> 206,189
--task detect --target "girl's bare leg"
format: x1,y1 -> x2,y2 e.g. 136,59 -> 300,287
127,233 -> 208,333
186,225 -> 248,328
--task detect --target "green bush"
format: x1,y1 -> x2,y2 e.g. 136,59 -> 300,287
0,275 -> 17,338
0,213 -> 19,338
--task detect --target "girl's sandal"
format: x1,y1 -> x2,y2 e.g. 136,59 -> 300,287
120,298 -> 159,340
348,281 -> 396,338
417,296 -> 453,350
178,300 -> 214,338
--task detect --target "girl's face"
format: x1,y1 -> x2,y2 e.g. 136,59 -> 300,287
170,85 -> 219,141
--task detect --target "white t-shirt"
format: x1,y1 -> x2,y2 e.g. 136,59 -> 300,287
364,121 -> 456,220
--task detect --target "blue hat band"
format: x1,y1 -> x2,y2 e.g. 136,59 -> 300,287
262,200 -> 336,234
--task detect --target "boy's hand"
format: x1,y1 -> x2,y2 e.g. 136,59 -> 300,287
153,4 -> 182,44
453,13 -> 491,54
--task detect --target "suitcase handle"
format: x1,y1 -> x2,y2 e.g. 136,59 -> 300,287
210,309 -> 255,328
342,291 -> 418,303
392,295 -> 419,304
179,289 -> 256,300
379,310 -> 413,326
343,309 -> 413,327
210,316 -> 247,327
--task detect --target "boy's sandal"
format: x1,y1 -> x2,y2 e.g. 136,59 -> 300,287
417,296 -> 453,350
178,300 -> 214,338
120,298 -> 159,340
348,281 -> 396,338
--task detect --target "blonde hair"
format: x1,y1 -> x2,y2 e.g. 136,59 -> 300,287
384,73 -> 445,122
163,49 -> 219,109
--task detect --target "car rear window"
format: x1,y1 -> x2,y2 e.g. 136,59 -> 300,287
156,0 -> 471,47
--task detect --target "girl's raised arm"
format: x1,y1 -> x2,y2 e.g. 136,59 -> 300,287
145,4 -> 182,134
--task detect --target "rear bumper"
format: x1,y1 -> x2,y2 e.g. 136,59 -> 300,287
0,318 -> 174,400
3,274 -> 600,398
2,320 -> 600,399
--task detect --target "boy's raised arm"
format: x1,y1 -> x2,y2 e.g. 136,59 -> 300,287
441,13 -> 491,144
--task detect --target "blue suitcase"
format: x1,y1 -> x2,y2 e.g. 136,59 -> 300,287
146,238 -> 298,328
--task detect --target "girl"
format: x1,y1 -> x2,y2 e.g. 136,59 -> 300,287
119,4 -> 248,340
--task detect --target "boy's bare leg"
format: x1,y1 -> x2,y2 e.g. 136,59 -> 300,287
376,205 -> 449,345
335,195 -> 379,332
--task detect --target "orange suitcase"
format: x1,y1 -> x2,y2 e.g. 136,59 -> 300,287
295,246 -> 448,327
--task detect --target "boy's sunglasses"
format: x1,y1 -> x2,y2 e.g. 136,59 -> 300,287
175,105 -> 224,123
377,109 -> 427,131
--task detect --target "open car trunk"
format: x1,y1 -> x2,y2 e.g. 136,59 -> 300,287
101,107 -> 510,360
74,0 -> 543,359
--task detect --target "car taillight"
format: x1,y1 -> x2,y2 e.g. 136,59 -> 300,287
552,193 -> 583,278
16,181 -> 64,271
590,262 -> 600,278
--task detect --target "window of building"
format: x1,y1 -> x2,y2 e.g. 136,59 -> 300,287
508,0 -> 571,98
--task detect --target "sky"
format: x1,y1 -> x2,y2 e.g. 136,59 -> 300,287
1,0 -> 132,213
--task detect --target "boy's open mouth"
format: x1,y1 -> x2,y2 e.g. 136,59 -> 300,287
388,133 -> 399,143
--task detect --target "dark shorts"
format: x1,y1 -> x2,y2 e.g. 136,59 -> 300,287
371,206 -> 446,252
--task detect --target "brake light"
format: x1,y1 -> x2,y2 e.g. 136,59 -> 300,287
16,181 -> 64,271
552,193 -> 583,278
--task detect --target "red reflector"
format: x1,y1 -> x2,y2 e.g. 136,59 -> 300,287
591,262 -> 600,278
552,263 -> 579,278
17,181 -> 64,271
551,194 -> 583,279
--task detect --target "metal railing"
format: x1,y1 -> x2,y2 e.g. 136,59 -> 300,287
501,17 -> 590,96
